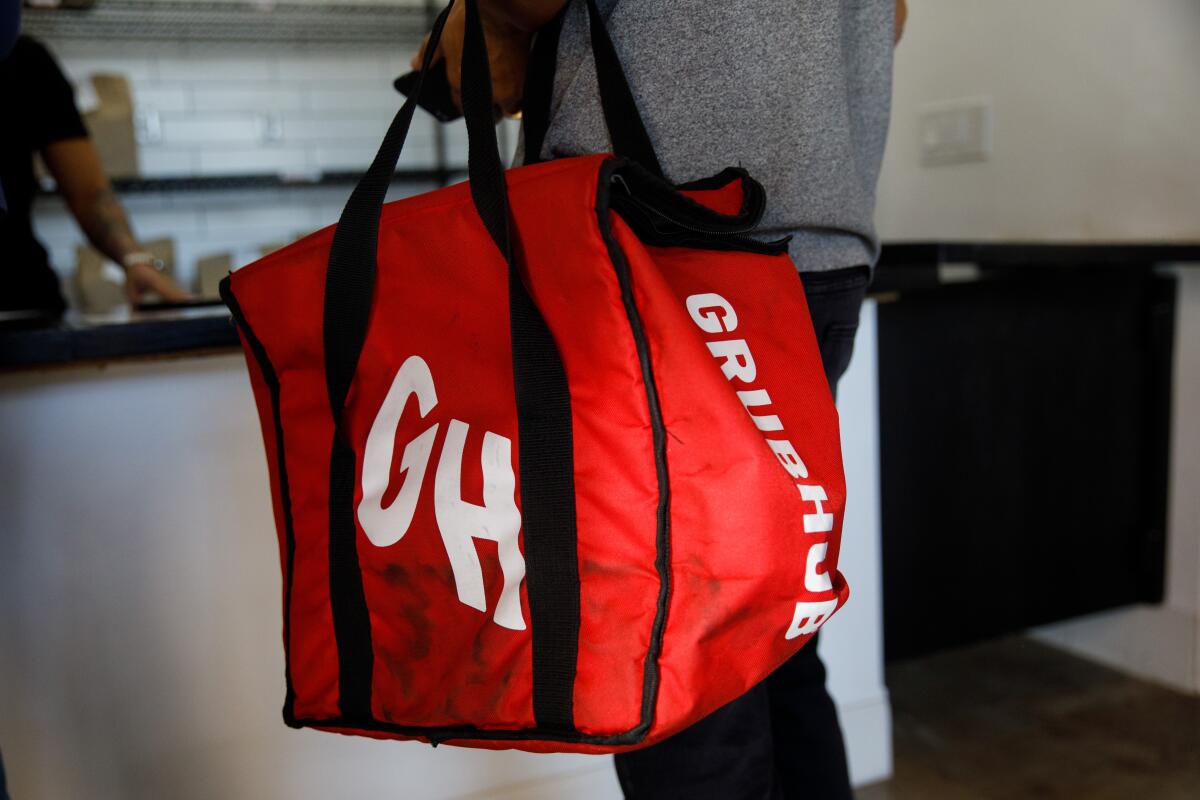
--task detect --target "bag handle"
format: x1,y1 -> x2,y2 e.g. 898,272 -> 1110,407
322,0 -> 584,731
323,0 -> 458,427
324,0 -> 658,428
523,0 -> 664,178
325,0 -> 516,429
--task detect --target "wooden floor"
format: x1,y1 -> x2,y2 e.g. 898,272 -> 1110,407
858,636 -> 1200,800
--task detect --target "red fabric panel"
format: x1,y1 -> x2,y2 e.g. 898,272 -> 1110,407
238,336 -> 291,669
611,217 -> 849,738
349,180 -> 534,729
229,234 -> 344,721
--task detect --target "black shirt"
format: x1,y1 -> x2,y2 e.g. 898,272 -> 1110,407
1,36 -> 88,314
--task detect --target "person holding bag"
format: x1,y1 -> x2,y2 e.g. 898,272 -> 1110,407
408,2 -> 904,797
223,1 -> 899,799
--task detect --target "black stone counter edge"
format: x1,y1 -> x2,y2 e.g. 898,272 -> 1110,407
3,243 -> 1198,370
871,242 -> 1200,294
0,313 -> 240,370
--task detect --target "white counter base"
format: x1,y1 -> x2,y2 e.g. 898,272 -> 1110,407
0,301 -> 888,798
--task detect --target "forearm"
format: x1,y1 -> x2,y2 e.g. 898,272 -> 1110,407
42,137 -> 141,264
42,133 -> 189,301
73,186 -> 140,264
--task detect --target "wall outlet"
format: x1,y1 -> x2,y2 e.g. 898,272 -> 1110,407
919,99 -> 992,167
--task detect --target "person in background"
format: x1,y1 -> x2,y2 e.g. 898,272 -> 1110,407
0,34 -> 189,316
415,1 -> 905,798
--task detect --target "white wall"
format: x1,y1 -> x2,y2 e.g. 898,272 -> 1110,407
0,313 -> 888,797
877,0 -> 1200,243
875,0 -> 1200,693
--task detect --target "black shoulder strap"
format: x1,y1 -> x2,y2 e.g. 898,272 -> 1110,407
584,0 -> 664,177
321,1 -> 456,722
523,0 -> 664,178
519,8 -> 564,166
323,3 -> 454,427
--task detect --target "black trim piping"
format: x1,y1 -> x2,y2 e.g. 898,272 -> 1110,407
594,158 -> 674,737
220,276 -> 299,727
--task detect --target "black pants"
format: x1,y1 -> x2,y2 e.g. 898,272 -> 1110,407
614,265 -> 871,800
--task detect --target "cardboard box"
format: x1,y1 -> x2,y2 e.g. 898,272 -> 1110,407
74,238 -> 175,313
196,253 -> 233,300
82,74 -> 139,179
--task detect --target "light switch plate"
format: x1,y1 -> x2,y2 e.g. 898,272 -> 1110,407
919,98 -> 992,167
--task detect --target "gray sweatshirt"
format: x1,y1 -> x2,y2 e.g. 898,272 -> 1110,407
535,0 -> 895,271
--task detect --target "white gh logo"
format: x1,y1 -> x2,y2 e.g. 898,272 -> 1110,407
357,355 -> 526,631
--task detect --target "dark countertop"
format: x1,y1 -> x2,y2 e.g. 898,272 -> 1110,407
878,242 -> 1200,267
3,242 -> 1198,371
870,242 -> 1200,293
0,304 -> 239,370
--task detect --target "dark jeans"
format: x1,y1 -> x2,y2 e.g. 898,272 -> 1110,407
614,265 -> 871,800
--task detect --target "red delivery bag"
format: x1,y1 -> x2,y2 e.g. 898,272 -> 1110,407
220,0 -> 848,753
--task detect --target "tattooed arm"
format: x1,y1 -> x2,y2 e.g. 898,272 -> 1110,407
41,137 -> 191,303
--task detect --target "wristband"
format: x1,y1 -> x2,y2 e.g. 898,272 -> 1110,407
122,251 -> 164,272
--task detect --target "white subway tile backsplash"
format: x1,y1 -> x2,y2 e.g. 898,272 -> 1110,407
64,57 -> 157,84
307,86 -> 399,113
130,208 -> 207,238
196,147 -> 311,175
160,115 -> 261,146
157,56 -> 274,83
132,85 -> 191,114
276,54 -> 385,82
204,205 -> 319,234
281,114 -> 392,142
310,145 -> 377,172
312,139 -> 436,172
193,86 -> 305,113
138,149 -> 199,177
397,141 -> 439,169
443,119 -> 469,167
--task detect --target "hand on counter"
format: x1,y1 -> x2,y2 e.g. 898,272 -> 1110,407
122,253 -> 193,305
